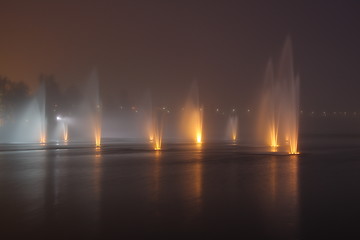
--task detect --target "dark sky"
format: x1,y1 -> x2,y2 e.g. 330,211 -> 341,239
0,0 -> 359,110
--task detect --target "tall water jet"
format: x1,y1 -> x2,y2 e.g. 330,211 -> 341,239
80,69 -> 102,147
257,60 -> 280,150
152,110 -> 165,150
37,82 -> 47,144
94,105 -> 102,147
56,116 -> 68,142
63,121 -> 69,142
278,38 -> 300,154
93,80 -> 102,147
196,108 -> 203,144
227,113 -> 238,142
144,91 -> 154,142
257,37 -> 300,154
181,81 -> 203,144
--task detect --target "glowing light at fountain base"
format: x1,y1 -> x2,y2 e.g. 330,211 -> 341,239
289,152 -> 300,155
153,133 -> 162,151
228,114 -> 238,142
94,105 -> 102,147
289,142 -> 299,155
153,127 -> 163,151
63,124 -> 68,142
40,135 -> 46,144
194,108 -> 203,144
95,124 -> 101,147
150,109 -> 164,151
288,134 -> 299,155
270,145 -> 278,152
95,135 -> 101,147
196,133 -> 202,144
268,125 -> 279,151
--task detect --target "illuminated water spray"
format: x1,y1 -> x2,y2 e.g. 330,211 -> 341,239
56,116 -> 68,142
86,69 -> 102,147
94,99 -> 102,148
227,113 -> 238,142
93,104 -> 102,147
142,91 -> 164,150
258,60 -> 280,150
63,122 -> 69,142
181,81 -> 203,144
279,38 -> 300,154
152,110 -> 165,150
144,91 -> 154,142
196,108 -> 203,144
37,82 -> 47,144
258,37 -> 300,154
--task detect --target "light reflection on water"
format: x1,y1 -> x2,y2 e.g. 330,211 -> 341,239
186,144 -> 203,217
193,151 -> 203,213
151,150 -> 161,202
263,155 -> 299,236
0,143 -> 302,238
93,147 -> 102,201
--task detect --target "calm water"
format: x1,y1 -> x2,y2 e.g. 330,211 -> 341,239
1,136 -> 360,239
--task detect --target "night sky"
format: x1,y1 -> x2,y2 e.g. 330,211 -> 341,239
0,0 -> 359,111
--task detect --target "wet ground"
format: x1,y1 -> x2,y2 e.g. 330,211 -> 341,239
1,136 -> 360,239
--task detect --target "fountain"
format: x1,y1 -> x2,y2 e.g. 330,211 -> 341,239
257,60 -> 280,150
181,81 -> 203,144
152,109 -> 165,150
56,116 -> 68,142
278,39 -> 300,155
257,37 -> 300,154
63,121 -> 69,142
11,92 -> 46,143
37,82 -> 47,144
144,91 -> 154,142
0,39 -> 300,154
91,74 -> 102,147
142,91 -> 164,150
77,69 -> 102,147
94,106 -> 102,147
227,113 -> 238,142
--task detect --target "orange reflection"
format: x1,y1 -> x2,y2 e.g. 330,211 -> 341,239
287,155 -> 299,209
188,147 -> 203,215
265,155 -> 299,233
151,151 -> 162,202
193,158 -> 202,203
93,147 -> 102,201
269,156 -> 277,204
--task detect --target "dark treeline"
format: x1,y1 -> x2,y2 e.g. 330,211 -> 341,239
0,74 -> 83,127
0,75 -> 29,125
0,73 -> 139,130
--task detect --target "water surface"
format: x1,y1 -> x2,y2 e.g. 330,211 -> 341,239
0,137 -> 359,239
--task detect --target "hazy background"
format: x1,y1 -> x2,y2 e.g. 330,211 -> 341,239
0,0 -> 359,111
